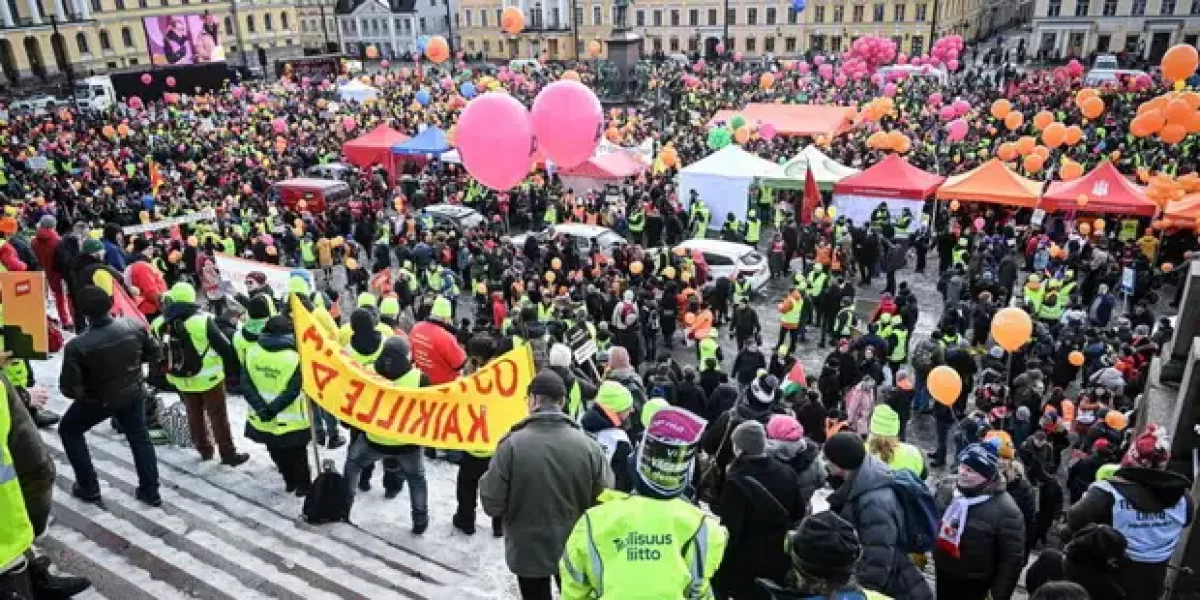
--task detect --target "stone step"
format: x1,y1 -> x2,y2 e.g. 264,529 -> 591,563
38,524 -> 188,600
41,427 -> 486,598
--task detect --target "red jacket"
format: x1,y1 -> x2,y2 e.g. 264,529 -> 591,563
31,228 -> 61,277
125,258 -> 168,316
0,240 -> 27,272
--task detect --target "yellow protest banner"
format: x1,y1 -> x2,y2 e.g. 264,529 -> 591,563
291,296 -> 532,452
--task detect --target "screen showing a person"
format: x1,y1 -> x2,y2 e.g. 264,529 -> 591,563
144,14 -> 226,65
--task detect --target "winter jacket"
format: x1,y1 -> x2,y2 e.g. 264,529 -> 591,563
1005,469 -> 1038,558
239,333 -> 310,448
60,315 -> 159,411
31,228 -> 61,278
827,454 -> 933,600
0,239 -> 26,272
125,255 -> 168,316
480,410 -> 613,578
6,376 -> 54,535
578,404 -> 633,493
1065,467 -> 1195,600
714,454 -> 806,600
766,437 -> 825,509
675,379 -> 712,423
932,479 -> 1026,600
732,350 -> 767,386
700,401 -> 775,473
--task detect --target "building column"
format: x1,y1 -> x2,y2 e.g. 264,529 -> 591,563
77,0 -> 89,19
53,0 -> 66,20
0,1 -> 13,27
26,0 -> 42,24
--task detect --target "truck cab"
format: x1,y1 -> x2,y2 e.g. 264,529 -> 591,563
74,76 -> 116,112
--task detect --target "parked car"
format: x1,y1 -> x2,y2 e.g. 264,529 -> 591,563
273,178 -> 351,213
10,95 -> 61,115
508,223 -> 627,256
672,239 -> 770,290
305,162 -> 358,182
423,203 -> 486,234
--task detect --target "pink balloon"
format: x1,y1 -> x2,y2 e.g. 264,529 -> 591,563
733,52 -> 743,62
693,60 -> 705,73
498,70 -> 512,82
759,123 -> 777,141
231,86 -> 244,99
946,59 -> 959,72
531,81 -> 602,170
380,59 -> 390,68
165,76 -> 176,88
883,83 -> 897,97
798,62 -> 811,74
835,74 -> 848,86
741,74 -> 752,85
952,99 -> 971,116
300,76 -> 312,87
342,116 -> 357,132
946,118 -> 968,142
715,43 -> 725,54
813,55 -> 825,66
272,118 -> 287,134
818,64 -> 834,79
458,93 -> 534,191
399,67 -> 411,79
938,105 -> 957,120
897,53 -> 908,65
973,217 -> 986,230
928,92 -> 944,107
140,73 -> 152,85
127,96 -> 143,110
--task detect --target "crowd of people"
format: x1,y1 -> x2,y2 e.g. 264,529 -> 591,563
0,32 -> 1198,600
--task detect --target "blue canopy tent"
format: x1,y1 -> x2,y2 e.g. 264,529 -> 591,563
391,126 -> 451,156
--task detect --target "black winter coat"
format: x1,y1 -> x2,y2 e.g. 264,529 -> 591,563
932,480 -> 1027,600
713,455 -> 805,600
60,316 -> 159,410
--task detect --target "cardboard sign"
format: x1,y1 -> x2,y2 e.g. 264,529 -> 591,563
565,323 -> 597,364
0,272 -> 48,359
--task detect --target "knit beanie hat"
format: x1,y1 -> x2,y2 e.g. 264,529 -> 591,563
788,511 -> 863,581
1065,524 -> 1126,573
869,405 -> 900,437
263,315 -> 291,336
528,370 -> 567,401
731,420 -> 767,457
246,294 -> 273,320
641,398 -> 669,430
634,405 -> 706,498
1122,424 -> 1170,469
81,238 -> 104,255
350,308 -> 376,334
76,285 -> 113,319
958,443 -> 1000,481
748,373 -> 779,406
765,414 -> 803,442
374,337 -> 413,381
548,343 -> 573,368
823,432 -> 867,471
596,381 -> 634,414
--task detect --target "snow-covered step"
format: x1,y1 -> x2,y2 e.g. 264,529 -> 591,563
39,525 -> 190,600
43,428 -> 481,598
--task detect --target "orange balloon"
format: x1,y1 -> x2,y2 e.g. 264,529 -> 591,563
928,366 -> 963,406
997,142 -> 1018,161
1023,153 -> 1045,174
1075,88 -> 1098,108
1004,111 -> 1025,131
1165,99 -> 1193,125
1139,97 -> 1168,115
424,36 -> 450,63
990,99 -> 1012,120
1076,193 -> 1089,207
1079,222 -> 1091,235
1016,136 -> 1037,155
1131,113 -> 1158,137
1160,123 -> 1188,144
734,126 -> 750,144
1064,125 -> 1084,145
1161,43 -> 1200,82
887,130 -> 908,151
991,307 -> 1033,352
365,45 -> 379,59
1042,122 -> 1066,148
587,40 -> 603,57
1061,161 -> 1084,181
1033,111 -> 1054,131
605,126 -> 620,142
1081,96 -> 1106,119
1033,145 -> 1051,160
1188,111 -> 1200,134
501,6 -> 526,33
760,72 -> 776,89
1069,351 -> 1084,367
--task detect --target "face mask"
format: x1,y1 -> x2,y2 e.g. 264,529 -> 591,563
827,473 -> 846,490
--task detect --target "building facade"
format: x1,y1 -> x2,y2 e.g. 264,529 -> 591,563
1031,0 -> 1200,62
335,0 -> 454,58
296,0 -> 340,54
454,0 -> 1012,61
0,0 -> 302,88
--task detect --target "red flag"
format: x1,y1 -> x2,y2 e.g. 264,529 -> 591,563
800,166 -> 821,225
110,285 -> 149,329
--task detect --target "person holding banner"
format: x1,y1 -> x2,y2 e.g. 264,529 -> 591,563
241,315 -> 312,496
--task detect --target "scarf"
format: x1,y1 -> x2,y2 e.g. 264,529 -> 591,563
935,490 -> 990,559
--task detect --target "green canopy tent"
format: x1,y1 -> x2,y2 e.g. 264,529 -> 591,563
760,145 -> 860,191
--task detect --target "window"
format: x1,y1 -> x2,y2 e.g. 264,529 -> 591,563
264,13 -> 273,30
873,3 -> 883,20
915,3 -> 927,20
529,4 -> 542,28
652,37 -> 661,52
483,39 -> 490,52
481,9 -> 488,26
99,29 -> 110,50
551,7 -> 559,26
652,9 -> 661,25
667,9 -> 676,25
788,6 -> 798,22
784,36 -> 796,52
727,7 -> 736,24
1192,0 -> 1200,14
894,3 -> 905,20
766,7 -> 776,23
831,35 -> 842,52
1161,0 -> 1176,13
814,5 -> 824,21
495,9 -> 502,26
911,36 -> 923,55
90,0 -> 100,11
224,16 -> 233,35
745,37 -> 755,52
708,8 -> 717,24
419,17 -> 426,32
833,5 -> 843,21
281,12 -> 289,29
1131,0 -> 1145,15
1047,0 -> 1061,16
1096,34 -> 1111,51
764,36 -> 774,52
811,34 -> 825,51
573,5 -> 581,25
247,15 -> 256,32
635,9 -> 644,25
669,37 -> 679,51
137,0 -> 146,7
114,0 -> 123,8
688,36 -> 698,52
300,20 -> 307,32
1074,0 -> 1088,15
747,7 -> 757,24
465,10 -> 471,26
76,32 -> 89,54
1103,0 -> 1117,15
121,26 -> 133,47
593,5 -> 601,25
852,5 -> 863,21
689,8 -> 697,25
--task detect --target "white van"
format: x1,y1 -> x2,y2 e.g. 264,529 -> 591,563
508,59 -> 543,72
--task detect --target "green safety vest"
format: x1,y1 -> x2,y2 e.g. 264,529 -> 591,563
896,215 -> 912,233
951,248 -> 968,268
544,205 -> 558,225
300,240 -> 316,263
745,218 -> 760,243
0,380 -> 34,570
1038,291 -> 1065,320
538,303 -> 554,322
808,272 -> 828,297
836,307 -> 856,336
1119,219 -> 1139,243
346,335 -> 385,366
889,328 -> 909,362
232,326 -> 261,367
427,269 -> 443,291
560,491 -> 727,600
366,369 -> 423,446
244,344 -> 308,437
628,211 -> 645,233
153,314 -> 226,393
938,333 -> 961,348
877,441 -> 924,476
759,186 -> 774,208
1060,281 -> 1076,299
732,280 -> 750,303
221,237 -> 236,255
698,338 -> 719,370
781,296 -> 802,327
565,380 -> 583,422
1023,286 -> 1044,312
399,268 -> 419,292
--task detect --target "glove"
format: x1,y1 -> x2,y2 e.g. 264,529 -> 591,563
258,406 -> 279,422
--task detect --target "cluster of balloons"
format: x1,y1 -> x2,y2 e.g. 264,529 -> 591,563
928,35 -> 966,72
845,36 -> 898,72
859,97 -> 895,122
1128,46 -> 1200,144
1073,88 -> 1107,120
1143,171 -> 1198,210
866,130 -> 911,153
936,97 -> 973,121
1060,158 -> 1085,181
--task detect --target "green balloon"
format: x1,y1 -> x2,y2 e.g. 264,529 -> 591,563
730,115 -> 747,129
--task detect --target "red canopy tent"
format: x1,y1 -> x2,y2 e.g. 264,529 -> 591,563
558,152 -> 648,194
341,125 -> 410,170
833,154 -> 945,199
1041,161 -> 1157,217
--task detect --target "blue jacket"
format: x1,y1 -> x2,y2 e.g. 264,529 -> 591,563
102,239 -> 127,272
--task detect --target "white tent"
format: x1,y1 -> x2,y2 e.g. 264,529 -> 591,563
678,145 -> 783,223
337,80 -> 379,103
439,149 -> 461,164
761,145 -> 861,191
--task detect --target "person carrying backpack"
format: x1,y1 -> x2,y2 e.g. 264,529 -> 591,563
151,283 -> 248,467
822,432 -> 933,600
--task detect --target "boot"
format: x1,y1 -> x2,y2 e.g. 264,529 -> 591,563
492,517 -> 504,538
452,513 -> 476,535
27,555 -> 87,599
412,516 -> 429,535
71,483 -> 103,506
221,453 -> 250,467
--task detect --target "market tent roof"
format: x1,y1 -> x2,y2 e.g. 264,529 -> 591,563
559,151 -> 648,179
679,145 -> 784,223
392,126 -> 451,156
709,104 -> 858,138
833,154 -> 945,199
762,145 -> 860,190
342,125 -> 410,168
1041,162 -> 1157,217
1164,193 -> 1200,228
935,159 -> 1042,207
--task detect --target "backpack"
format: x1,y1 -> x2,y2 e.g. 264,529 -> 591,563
162,317 -> 206,378
162,401 -> 192,448
890,469 -> 939,553
303,459 -> 352,524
